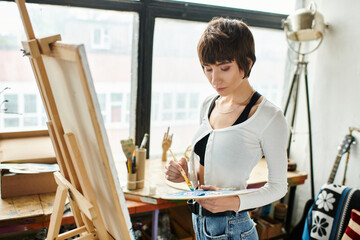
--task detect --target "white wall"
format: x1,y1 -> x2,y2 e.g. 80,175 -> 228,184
289,0 -> 360,225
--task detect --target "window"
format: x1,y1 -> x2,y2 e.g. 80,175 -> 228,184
111,93 -> 123,123
4,94 -> 18,114
162,93 -> 173,121
92,27 -> 111,49
24,94 -> 38,127
1,0 -> 290,159
248,27 -> 287,106
97,93 -> 107,122
150,18 -> 288,158
188,93 -> 199,120
0,2 -> 138,162
24,94 -> 37,113
3,94 -> 19,128
150,18 -> 213,158
175,93 -> 186,120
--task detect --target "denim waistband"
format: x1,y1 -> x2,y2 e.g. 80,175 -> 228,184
187,199 -> 253,217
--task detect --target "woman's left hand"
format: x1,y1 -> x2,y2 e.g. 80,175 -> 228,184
195,185 -> 240,213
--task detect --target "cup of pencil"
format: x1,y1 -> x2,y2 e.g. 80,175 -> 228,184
127,172 -> 137,190
121,138 -> 137,189
121,134 -> 148,190
125,150 -> 137,190
127,145 -> 138,190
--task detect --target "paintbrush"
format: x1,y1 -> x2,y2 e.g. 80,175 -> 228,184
140,133 -> 149,149
169,148 -> 194,191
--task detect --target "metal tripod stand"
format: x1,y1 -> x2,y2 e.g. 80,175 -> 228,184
284,53 -> 315,200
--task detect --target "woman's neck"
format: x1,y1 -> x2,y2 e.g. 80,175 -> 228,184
219,81 -> 254,105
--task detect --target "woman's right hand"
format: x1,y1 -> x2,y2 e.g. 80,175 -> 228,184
164,157 -> 188,183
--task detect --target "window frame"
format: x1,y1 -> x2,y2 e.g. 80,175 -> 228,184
1,0 -> 288,155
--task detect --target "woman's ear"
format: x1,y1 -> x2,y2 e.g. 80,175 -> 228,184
247,58 -> 253,69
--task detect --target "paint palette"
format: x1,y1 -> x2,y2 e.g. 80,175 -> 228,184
161,188 -> 260,200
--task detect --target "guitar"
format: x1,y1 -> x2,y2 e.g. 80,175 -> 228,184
327,134 -> 355,183
287,133 -> 355,239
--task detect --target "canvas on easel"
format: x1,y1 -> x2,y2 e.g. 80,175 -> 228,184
15,0 -> 133,239
43,42 -> 133,239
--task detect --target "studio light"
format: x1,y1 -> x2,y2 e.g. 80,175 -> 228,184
283,1 -> 327,54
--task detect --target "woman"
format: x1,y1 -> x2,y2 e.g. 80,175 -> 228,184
165,17 -> 288,239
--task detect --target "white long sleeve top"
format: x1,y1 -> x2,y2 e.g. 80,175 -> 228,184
187,94 -> 288,212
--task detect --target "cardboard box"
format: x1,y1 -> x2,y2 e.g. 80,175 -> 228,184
0,130 -> 58,198
255,216 -> 282,240
0,130 -> 56,164
1,169 -> 58,198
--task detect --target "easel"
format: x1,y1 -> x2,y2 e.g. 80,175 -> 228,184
15,0 -> 133,239
46,130 -> 111,240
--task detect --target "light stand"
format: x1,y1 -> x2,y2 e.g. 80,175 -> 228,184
282,2 -> 327,201
283,53 -> 314,199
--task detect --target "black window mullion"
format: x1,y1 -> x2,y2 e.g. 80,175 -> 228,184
135,0 -> 154,156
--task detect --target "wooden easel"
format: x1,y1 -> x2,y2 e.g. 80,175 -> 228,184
48,172 -> 97,240
15,0 -> 133,239
46,128 -> 111,240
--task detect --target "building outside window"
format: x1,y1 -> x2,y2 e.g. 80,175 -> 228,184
92,27 -> 111,50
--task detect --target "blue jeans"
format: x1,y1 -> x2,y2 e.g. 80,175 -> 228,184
192,211 -> 258,240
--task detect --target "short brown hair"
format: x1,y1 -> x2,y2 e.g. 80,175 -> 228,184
197,17 -> 256,78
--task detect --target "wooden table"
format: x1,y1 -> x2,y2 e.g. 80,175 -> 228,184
0,193 -> 71,235
119,158 -> 307,233
0,193 -> 184,234
0,158 -> 307,237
